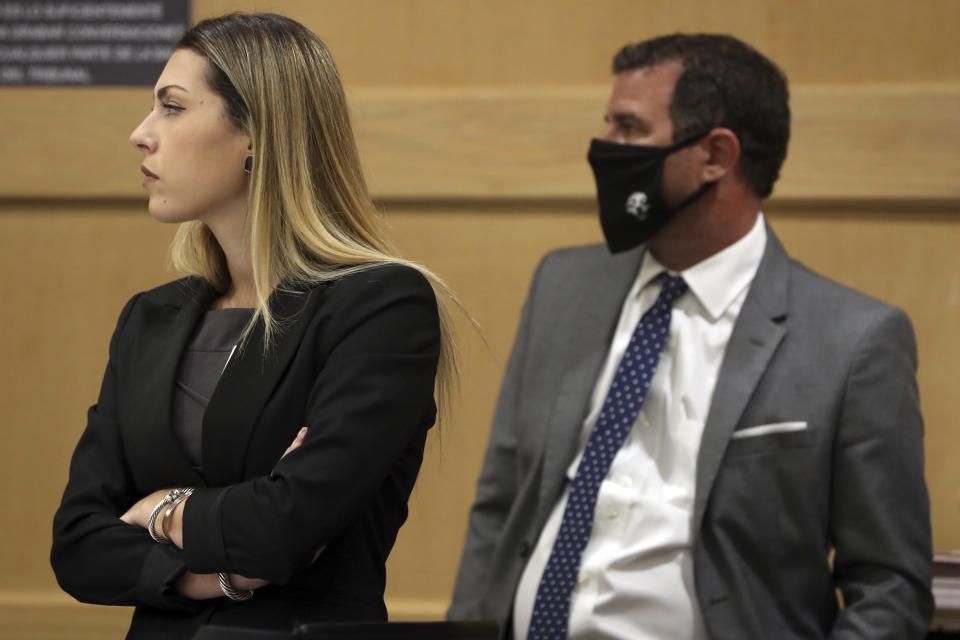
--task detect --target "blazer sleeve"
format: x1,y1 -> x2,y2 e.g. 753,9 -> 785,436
51,294 -> 202,613
181,265 -> 441,584
447,256 -> 547,620
829,307 -> 934,639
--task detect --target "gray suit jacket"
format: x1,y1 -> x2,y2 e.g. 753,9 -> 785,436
448,226 -> 933,639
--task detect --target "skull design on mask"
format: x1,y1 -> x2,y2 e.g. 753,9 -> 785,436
625,191 -> 650,220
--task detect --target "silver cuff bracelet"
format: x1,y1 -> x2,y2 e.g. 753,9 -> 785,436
146,487 -> 193,544
218,572 -> 254,601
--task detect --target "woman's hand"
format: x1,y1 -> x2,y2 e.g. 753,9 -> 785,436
272,426 -> 308,477
120,488 -> 170,531
283,426 -> 308,457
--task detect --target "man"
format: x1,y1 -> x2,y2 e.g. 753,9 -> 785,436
448,34 -> 933,639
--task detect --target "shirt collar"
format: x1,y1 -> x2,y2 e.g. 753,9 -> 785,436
635,213 -> 767,321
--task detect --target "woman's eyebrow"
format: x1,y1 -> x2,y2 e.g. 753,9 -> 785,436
156,84 -> 190,101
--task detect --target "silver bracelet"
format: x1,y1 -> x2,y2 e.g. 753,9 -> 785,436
146,488 -> 193,544
218,572 -> 254,601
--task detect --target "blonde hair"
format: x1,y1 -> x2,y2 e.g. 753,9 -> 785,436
172,13 -> 461,421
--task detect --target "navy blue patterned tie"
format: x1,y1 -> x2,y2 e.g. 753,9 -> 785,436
526,274 -> 688,640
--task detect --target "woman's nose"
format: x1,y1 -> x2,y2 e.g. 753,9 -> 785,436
129,115 -> 156,153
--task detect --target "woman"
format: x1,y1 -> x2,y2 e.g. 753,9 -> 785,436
51,13 -> 458,639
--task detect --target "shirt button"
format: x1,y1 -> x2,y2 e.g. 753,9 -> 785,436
642,416 -> 651,427
607,508 -> 619,520
579,574 -> 590,587
619,476 -> 633,488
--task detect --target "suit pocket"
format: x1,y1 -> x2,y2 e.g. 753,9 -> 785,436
723,423 -> 816,459
731,421 -> 807,440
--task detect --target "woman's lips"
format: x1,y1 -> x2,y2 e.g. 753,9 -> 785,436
140,165 -> 159,185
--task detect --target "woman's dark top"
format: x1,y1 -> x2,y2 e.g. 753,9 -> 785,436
172,308 -> 254,468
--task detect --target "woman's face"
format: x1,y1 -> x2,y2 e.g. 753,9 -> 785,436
130,48 -> 250,224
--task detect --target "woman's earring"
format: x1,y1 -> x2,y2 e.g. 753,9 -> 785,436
243,155 -> 253,174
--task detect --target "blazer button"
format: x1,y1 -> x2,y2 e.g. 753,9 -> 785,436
519,541 -> 532,559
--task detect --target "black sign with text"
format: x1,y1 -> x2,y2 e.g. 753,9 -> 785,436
0,1 -> 190,86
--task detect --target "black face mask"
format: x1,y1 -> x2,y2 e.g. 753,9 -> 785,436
588,133 -> 716,253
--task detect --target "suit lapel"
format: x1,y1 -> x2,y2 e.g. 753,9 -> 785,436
201,283 -> 321,485
129,278 -> 216,487
692,226 -> 790,534
537,247 -> 645,524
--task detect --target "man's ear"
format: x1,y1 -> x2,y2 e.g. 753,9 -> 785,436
700,127 -> 741,182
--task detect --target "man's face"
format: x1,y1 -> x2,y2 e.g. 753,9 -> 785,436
599,61 -> 703,206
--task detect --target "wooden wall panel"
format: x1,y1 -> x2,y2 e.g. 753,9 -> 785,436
5,86 -> 958,201
1,0 -> 957,634
0,593 -> 130,640
192,0 -> 960,86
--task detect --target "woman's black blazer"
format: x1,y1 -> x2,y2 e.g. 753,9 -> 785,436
51,264 -> 441,639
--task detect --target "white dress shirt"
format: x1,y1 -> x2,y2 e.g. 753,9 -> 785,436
513,214 -> 768,640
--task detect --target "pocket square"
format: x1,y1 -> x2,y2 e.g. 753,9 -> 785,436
731,421 -> 808,440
